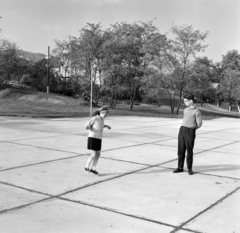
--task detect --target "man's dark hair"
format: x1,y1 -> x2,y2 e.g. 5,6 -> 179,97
183,93 -> 194,100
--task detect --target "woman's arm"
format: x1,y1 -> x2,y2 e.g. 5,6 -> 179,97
85,117 -> 96,130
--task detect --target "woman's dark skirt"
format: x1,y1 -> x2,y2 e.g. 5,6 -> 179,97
87,137 -> 102,151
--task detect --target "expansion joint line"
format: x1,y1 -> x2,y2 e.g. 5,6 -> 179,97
0,197 -> 53,215
194,141 -> 239,156
0,161 -> 169,215
0,154 -> 87,173
102,137 -> 177,153
1,141 -> 80,154
59,197 -> 178,229
170,186 -> 240,233
55,162 -> 169,197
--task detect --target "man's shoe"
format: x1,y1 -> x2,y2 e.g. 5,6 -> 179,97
188,170 -> 193,175
173,168 -> 184,173
90,169 -> 99,175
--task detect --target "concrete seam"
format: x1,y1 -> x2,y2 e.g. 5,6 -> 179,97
102,137 -> 177,152
0,181 -> 53,197
0,163 -> 171,215
193,141 -> 239,155
0,154 -> 87,172
1,141 -> 82,154
170,186 -> 240,233
0,197 -> 54,215
0,132 -> 81,142
55,162 -> 173,197
0,141 -> 178,173
57,196 -> 178,230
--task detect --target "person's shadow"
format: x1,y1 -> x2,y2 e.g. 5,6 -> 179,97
99,165 -> 240,177
99,167 -> 171,177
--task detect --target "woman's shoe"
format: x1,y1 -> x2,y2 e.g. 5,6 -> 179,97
84,167 -> 89,172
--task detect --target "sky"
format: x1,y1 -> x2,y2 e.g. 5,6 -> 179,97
0,0 -> 239,62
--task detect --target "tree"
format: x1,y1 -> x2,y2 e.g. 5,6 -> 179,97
28,58 -> 55,91
186,57 -> 213,106
220,50 -> 240,111
52,39 -> 72,95
148,52 -> 178,114
102,21 -> 166,110
163,25 -> 208,114
70,23 -> 105,103
0,39 -> 19,83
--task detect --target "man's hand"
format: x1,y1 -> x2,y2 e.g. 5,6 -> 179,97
105,125 -> 111,130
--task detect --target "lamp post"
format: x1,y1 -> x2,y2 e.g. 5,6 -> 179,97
46,46 -> 50,93
90,63 -> 93,117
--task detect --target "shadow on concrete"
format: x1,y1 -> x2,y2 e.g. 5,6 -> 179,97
194,164 -> 240,172
99,167 -> 171,177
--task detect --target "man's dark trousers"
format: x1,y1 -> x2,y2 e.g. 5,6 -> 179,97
178,126 -> 196,170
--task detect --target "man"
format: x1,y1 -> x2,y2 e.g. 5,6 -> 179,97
173,94 -> 202,175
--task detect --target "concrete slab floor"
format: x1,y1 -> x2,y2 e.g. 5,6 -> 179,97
62,167 -> 240,227
184,188 -> 240,233
0,198 -> 175,233
0,116 -> 239,233
0,142 -> 78,171
0,156 -> 147,195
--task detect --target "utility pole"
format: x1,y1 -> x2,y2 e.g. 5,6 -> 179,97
47,46 -> 50,93
90,63 -> 93,117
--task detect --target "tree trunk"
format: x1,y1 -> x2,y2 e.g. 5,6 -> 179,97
228,103 -> 232,112
62,78 -> 66,95
176,90 -> 182,115
110,95 -> 114,107
172,92 -> 176,114
169,94 -> 174,114
113,97 -> 118,107
110,89 -> 115,107
95,91 -> 100,105
235,100 -> 240,113
129,88 -> 137,111
200,94 -> 203,107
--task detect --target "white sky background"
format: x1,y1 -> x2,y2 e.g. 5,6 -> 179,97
0,0 -> 239,62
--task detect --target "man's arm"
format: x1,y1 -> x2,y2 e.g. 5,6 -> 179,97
104,124 -> 111,130
196,111 -> 202,129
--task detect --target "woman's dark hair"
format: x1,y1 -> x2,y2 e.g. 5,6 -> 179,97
91,106 -> 110,117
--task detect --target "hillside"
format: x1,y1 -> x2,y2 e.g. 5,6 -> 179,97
0,87 -> 79,106
0,86 -> 89,118
0,86 -> 239,119
17,49 -> 46,63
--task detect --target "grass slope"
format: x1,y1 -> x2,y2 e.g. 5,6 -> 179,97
0,87 -> 239,119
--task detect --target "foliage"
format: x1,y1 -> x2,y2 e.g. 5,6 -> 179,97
1,22 -> 239,114
146,97 -> 159,105
147,25 -> 209,114
0,39 -> 19,82
185,57 -> 214,105
219,50 -> 240,109
164,25 -> 208,114
101,21 -> 166,109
